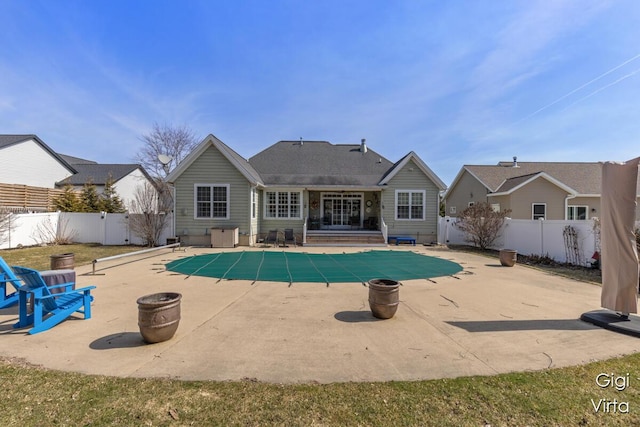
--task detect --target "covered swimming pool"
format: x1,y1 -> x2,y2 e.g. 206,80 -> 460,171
165,250 -> 463,284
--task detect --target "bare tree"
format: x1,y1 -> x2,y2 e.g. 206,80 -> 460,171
136,122 -> 199,178
128,181 -> 171,247
454,202 -> 511,250
0,207 -> 16,246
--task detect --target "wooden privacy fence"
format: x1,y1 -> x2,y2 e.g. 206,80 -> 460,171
0,183 -> 64,212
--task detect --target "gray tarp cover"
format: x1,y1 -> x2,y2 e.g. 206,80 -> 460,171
600,157 -> 640,313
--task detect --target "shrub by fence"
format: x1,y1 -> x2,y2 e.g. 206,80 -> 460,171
439,217 -> 608,265
0,212 -> 174,249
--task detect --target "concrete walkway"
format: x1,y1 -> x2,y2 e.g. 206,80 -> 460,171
1,246 -> 637,384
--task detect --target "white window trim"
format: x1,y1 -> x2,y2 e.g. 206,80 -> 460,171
532,203 -> 546,220
263,190 -> 303,220
193,183 -> 230,220
251,188 -> 257,220
567,205 -> 588,220
395,189 -> 426,221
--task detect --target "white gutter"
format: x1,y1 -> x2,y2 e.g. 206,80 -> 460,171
565,194 -> 577,220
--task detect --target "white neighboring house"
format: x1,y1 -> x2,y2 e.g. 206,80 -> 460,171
56,154 -> 158,213
0,134 -> 76,187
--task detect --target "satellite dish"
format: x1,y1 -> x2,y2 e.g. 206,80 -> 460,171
158,154 -> 172,165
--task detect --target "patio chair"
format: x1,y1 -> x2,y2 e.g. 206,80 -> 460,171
0,256 -> 22,309
349,216 -> 360,229
364,216 -> 378,230
264,229 -> 279,247
11,265 -> 95,335
283,229 -> 297,247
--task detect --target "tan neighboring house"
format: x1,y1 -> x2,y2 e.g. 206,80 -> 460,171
444,158 -> 640,221
166,135 -> 446,246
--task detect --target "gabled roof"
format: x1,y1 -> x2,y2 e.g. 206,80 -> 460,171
379,151 -> 446,190
56,163 -> 152,186
449,161 -> 630,197
168,136 -> 446,190
0,134 -> 77,174
166,134 -> 263,186
249,141 -> 394,187
58,153 -> 98,165
489,171 -> 578,196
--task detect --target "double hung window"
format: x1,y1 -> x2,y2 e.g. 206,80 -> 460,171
396,190 -> 425,220
195,184 -> 229,219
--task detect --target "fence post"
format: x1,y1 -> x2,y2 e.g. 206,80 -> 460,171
540,219 -> 544,257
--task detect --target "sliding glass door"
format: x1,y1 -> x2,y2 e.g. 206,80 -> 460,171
321,193 -> 363,229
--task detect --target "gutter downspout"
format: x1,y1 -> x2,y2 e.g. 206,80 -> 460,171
565,194 -> 577,220
249,185 -> 254,246
170,183 -> 176,239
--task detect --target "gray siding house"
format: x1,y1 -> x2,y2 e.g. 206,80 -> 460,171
166,135 -> 446,246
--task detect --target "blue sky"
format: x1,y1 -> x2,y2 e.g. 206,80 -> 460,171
1,0 -> 639,184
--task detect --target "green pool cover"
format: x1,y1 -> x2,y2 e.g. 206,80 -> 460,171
165,250 -> 463,284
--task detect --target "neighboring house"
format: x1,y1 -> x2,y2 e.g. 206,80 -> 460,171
0,134 -> 76,188
57,154 -> 158,211
444,158 -> 640,220
0,134 -> 157,213
166,135 -> 446,246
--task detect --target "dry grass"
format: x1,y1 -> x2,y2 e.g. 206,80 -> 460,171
449,244 -> 602,285
1,353 -> 639,426
0,243 -> 146,271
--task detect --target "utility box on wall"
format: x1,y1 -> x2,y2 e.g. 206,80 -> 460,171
210,228 -> 239,248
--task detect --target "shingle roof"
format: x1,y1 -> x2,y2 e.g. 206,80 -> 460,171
57,164 -> 147,186
215,139 -> 263,185
249,141 -> 394,187
0,134 -> 77,174
494,172 -> 543,193
58,153 -> 98,165
0,134 -> 34,148
465,162 -> 614,195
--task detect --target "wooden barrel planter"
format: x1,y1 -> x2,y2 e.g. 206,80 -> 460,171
50,253 -> 75,270
137,292 -> 182,343
368,279 -> 400,319
499,249 -> 518,267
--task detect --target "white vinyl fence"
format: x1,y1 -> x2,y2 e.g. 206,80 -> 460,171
0,212 -> 174,249
439,217 -> 607,265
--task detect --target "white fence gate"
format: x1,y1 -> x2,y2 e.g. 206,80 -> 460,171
0,212 -> 173,249
439,217 -> 603,265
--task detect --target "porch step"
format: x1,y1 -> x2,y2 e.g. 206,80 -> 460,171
304,231 -> 386,246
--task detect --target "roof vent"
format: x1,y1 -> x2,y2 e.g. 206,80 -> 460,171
360,138 -> 367,153
512,156 -> 519,167
299,137 -> 303,146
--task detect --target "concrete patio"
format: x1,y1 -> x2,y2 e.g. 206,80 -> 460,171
1,246 -> 637,384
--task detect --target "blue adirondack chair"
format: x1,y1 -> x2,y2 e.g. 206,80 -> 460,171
12,265 -> 96,334
0,257 -> 22,309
